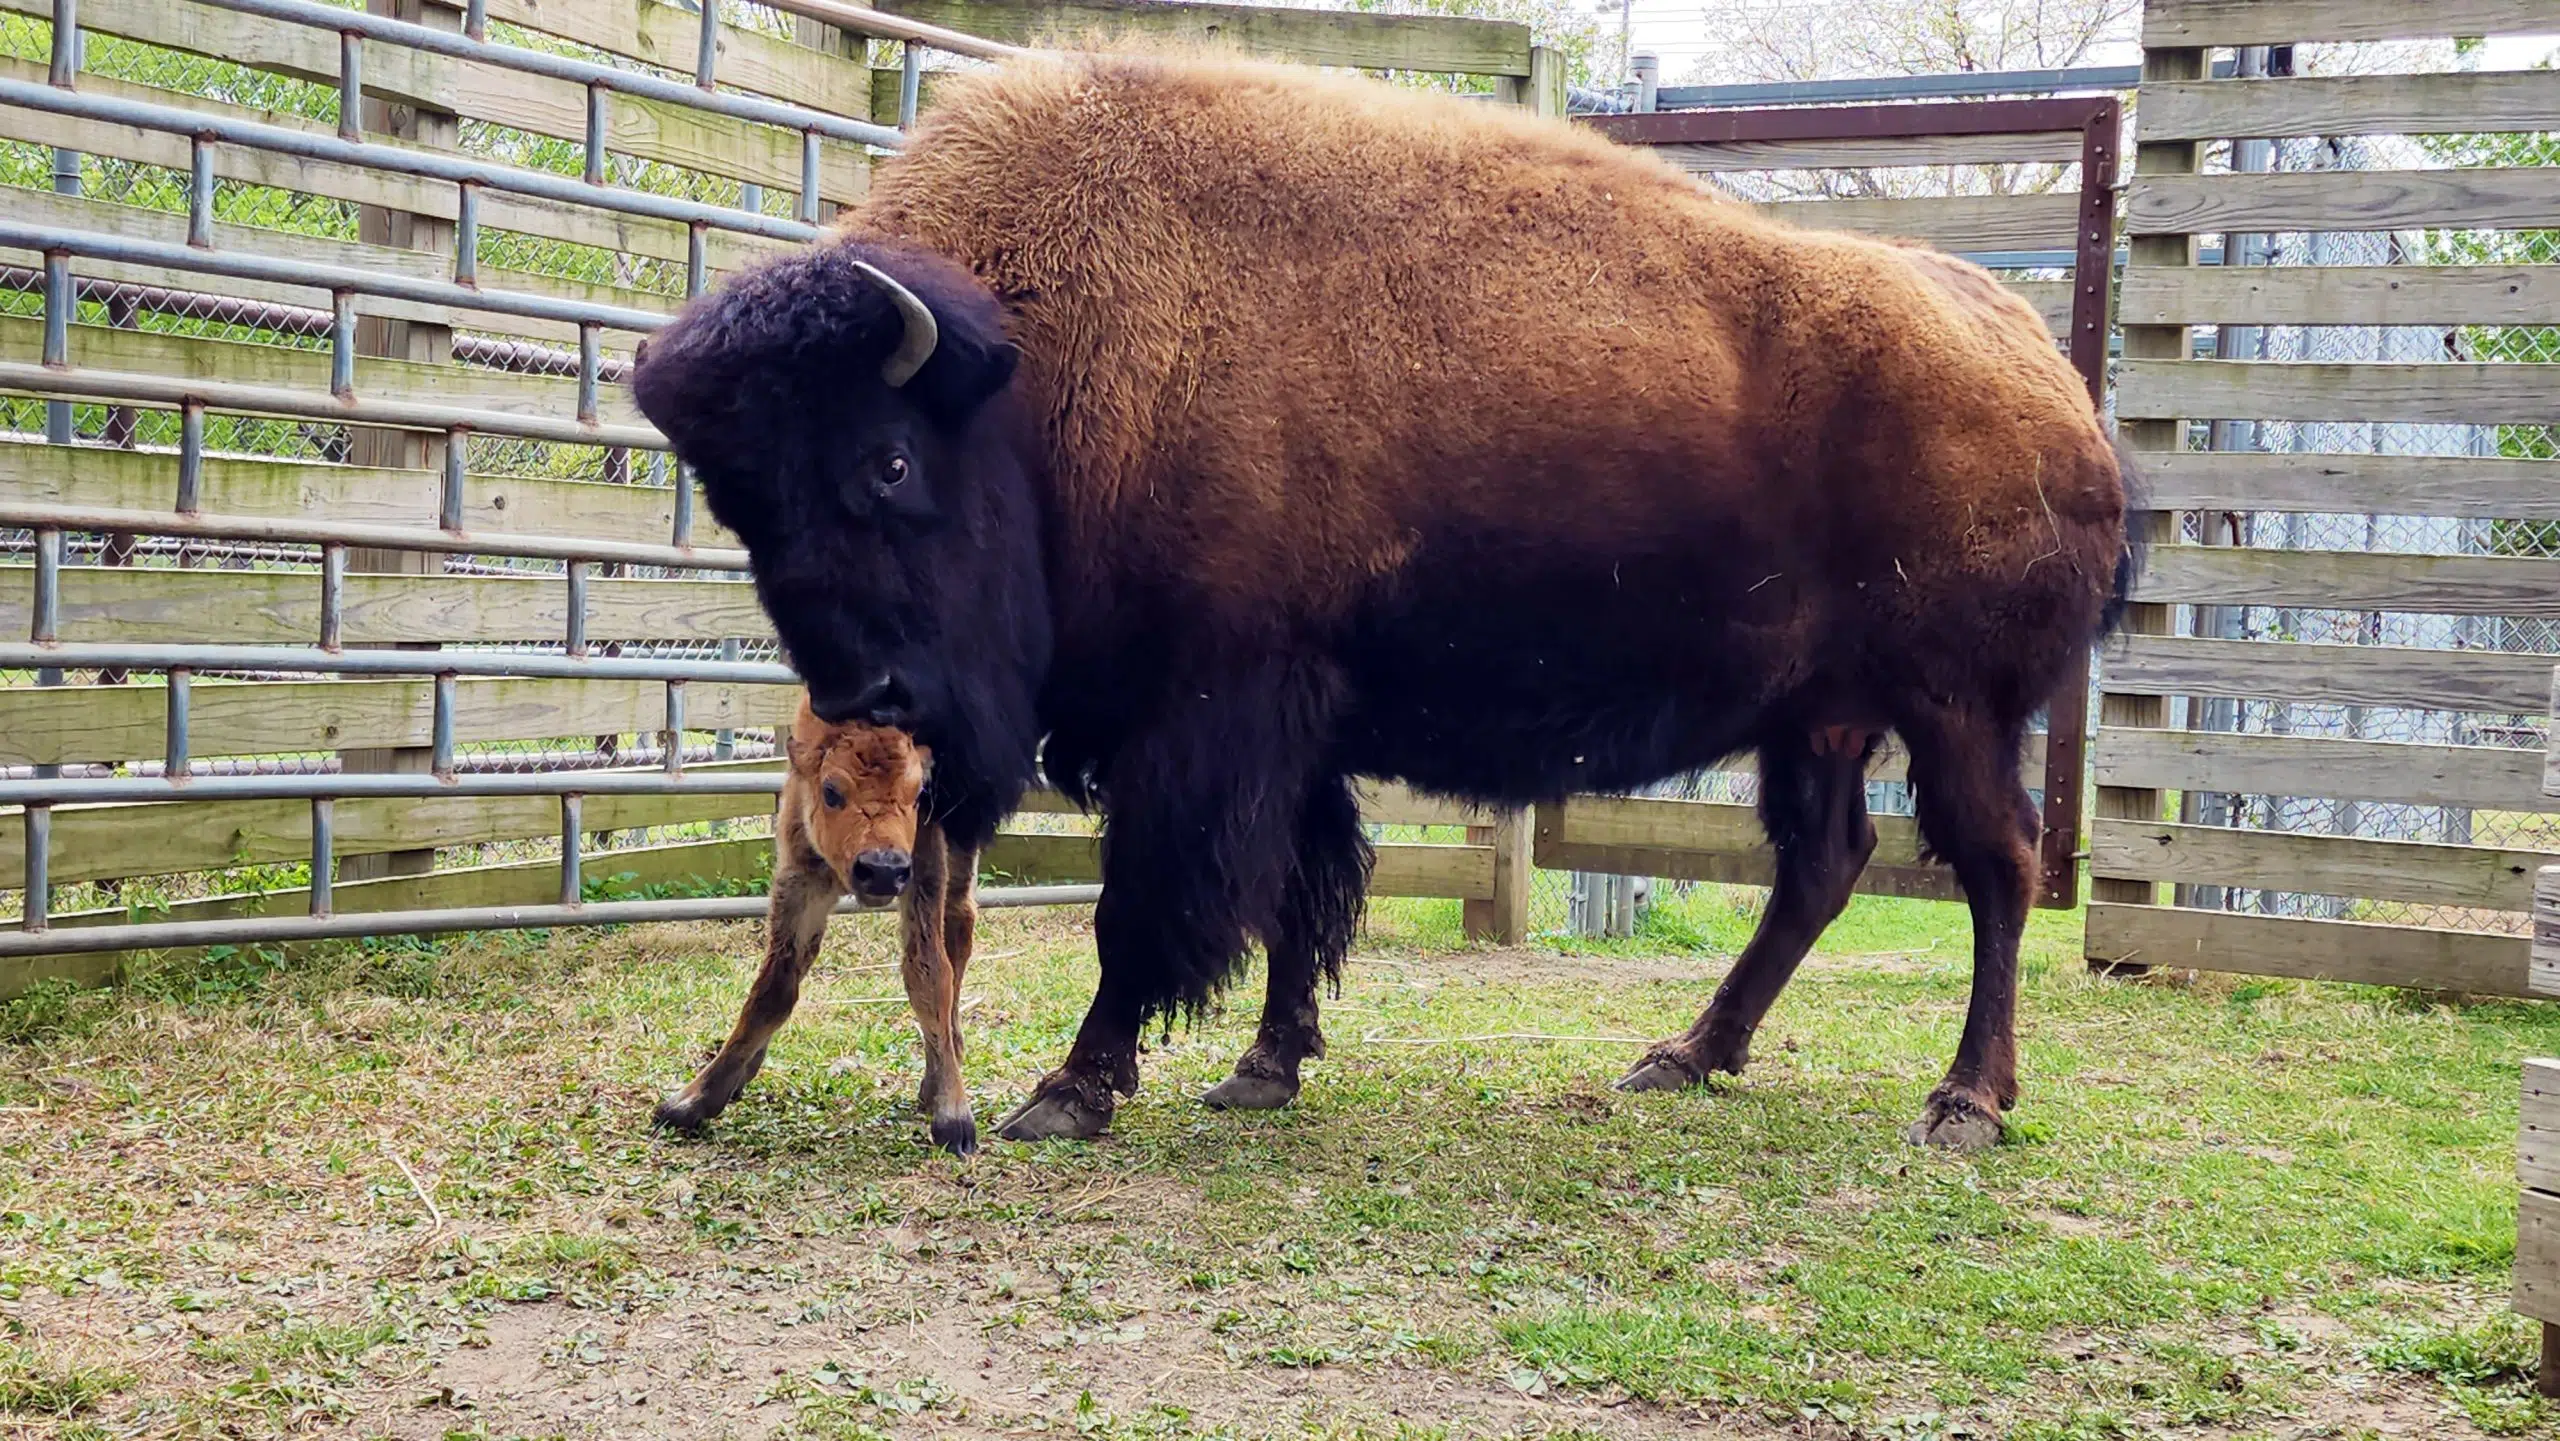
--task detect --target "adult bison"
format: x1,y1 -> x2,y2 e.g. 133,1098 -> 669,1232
632,53 -> 2132,1151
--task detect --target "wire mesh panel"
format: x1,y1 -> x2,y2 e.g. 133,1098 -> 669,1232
2089,7 -> 2560,996
0,0 -> 1555,982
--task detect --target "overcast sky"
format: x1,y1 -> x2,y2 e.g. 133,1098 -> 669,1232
1601,2 -> 2556,84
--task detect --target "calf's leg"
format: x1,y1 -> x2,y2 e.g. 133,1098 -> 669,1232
655,850 -> 840,1132
1619,726 -> 1877,1091
1203,772 -> 1372,1111
902,825 -> 977,1154
1895,704 -> 2037,1152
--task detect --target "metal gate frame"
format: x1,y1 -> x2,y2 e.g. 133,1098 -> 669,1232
1582,94 -> 2122,909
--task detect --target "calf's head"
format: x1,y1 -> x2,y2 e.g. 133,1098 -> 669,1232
786,699 -> 929,906
632,240 -> 1051,844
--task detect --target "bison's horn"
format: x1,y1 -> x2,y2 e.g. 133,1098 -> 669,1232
851,260 -> 939,388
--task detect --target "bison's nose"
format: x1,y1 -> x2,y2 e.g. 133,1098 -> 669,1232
815,671 -> 914,729
851,848 -> 912,900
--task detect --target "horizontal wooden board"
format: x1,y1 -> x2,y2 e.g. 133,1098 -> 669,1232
2128,168 -> 2560,237
0,676 -> 795,765
0,759 -> 783,884
0,314 -> 649,433
873,0 -> 1533,75
1530,794 -> 1965,902
2130,451 -> 2560,520
0,60 -> 798,277
2520,1186 -> 2560,1324
0,0 -> 873,205
2133,545 -> 2560,617
2119,264 -> 2560,327
487,0 -> 873,114
2140,70 -> 2560,142
2093,728 -> 2554,814
2523,1057 -> 2560,1190
0,832 -> 772,997
1752,192 -> 2080,251
0,566 -> 769,645
977,829 -> 1489,899
2085,901 -> 2529,996
1658,130 -> 2084,173
0,189 -> 681,348
2143,0 -> 2560,45
2117,360 -> 2560,426
2101,635 -> 2551,715
0,442 -> 737,552
2004,280 -> 2076,336
2091,818 -> 2549,911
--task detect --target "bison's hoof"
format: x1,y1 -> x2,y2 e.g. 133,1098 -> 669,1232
995,1088 -> 1111,1143
651,1093 -> 719,1133
1905,1091 -> 2004,1152
929,1112 -> 980,1157
1200,1071 -> 1299,1111
1613,1050 -> 1704,1093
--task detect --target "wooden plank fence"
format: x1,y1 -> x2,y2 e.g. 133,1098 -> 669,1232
2088,0 -> 2560,1000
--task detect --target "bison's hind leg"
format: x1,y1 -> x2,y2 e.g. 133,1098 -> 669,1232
1618,725 -> 1878,1093
1894,703 -> 2038,1152
1203,771 -> 1373,1112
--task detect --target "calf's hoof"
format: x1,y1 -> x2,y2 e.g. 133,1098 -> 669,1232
995,1087 -> 1112,1143
929,1112 -> 980,1157
1613,1048 -> 1705,1093
1904,1090 -> 2004,1152
651,1093 -> 720,1134
1200,1071 -> 1298,1111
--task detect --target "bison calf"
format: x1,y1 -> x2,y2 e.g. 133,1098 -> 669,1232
653,699 -> 984,1154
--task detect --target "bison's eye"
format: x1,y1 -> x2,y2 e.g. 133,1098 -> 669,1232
821,780 -> 848,811
876,454 -> 910,491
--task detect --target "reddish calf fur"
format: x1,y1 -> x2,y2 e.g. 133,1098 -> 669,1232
653,700 -> 984,1154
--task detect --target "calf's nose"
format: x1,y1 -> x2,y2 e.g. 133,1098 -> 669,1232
851,849 -> 912,897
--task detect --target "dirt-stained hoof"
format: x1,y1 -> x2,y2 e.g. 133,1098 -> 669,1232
1905,1092 -> 2004,1151
1613,1050 -> 1704,1093
651,1093 -> 720,1134
929,1113 -> 980,1157
994,1088 -> 1112,1143
1200,1072 -> 1299,1111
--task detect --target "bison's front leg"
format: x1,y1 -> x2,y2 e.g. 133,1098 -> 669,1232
998,669 -> 1326,1143
1203,774 -> 1371,1111
654,849 -> 840,1132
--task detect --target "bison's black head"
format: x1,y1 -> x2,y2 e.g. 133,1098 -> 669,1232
632,239 -> 1051,848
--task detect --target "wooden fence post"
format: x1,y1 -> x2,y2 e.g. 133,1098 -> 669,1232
2087,41 -> 2198,974
338,0 -> 463,886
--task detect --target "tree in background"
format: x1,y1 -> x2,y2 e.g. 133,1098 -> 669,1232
1682,0 -> 2135,86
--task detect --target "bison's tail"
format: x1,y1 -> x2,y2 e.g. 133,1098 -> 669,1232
2096,432 -> 2147,642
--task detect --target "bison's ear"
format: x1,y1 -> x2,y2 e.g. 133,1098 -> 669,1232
912,330 -> 1019,427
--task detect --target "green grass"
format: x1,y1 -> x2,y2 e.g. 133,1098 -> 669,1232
0,892 -> 2552,1437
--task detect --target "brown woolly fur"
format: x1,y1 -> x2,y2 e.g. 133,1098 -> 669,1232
632,52 -> 2128,1145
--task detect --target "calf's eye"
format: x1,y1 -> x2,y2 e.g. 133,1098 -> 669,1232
821,780 -> 847,810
